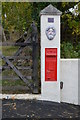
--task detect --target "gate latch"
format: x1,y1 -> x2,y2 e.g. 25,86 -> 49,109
60,81 -> 63,89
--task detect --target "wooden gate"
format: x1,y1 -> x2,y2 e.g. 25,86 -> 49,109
0,22 -> 39,94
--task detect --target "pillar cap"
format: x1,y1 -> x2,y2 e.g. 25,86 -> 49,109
40,4 -> 62,16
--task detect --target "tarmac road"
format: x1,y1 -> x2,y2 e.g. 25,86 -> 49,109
2,99 -> 80,119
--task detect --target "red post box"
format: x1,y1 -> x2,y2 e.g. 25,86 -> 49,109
45,48 -> 57,81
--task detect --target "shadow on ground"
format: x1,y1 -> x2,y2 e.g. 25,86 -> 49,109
2,99 -> 80,119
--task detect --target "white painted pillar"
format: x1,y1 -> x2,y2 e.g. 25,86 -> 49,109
40,4 -> 62,103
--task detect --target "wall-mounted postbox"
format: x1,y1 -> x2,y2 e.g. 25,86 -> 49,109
45,48 -> 57,81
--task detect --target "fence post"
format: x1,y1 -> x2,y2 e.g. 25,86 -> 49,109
31,22 -> 39,93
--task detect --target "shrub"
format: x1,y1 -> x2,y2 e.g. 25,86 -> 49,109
61,42 -> 79,58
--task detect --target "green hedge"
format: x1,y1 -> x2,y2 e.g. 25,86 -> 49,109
61,42 -> 80,58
